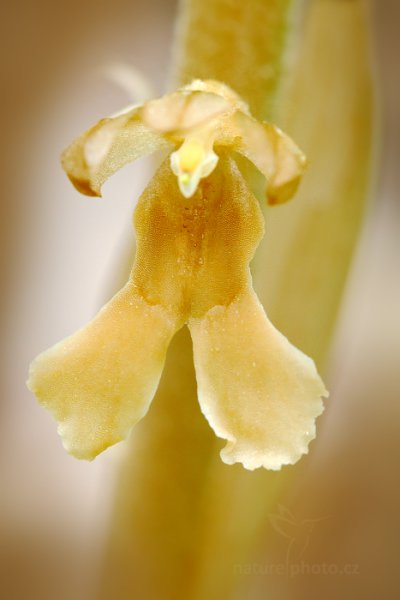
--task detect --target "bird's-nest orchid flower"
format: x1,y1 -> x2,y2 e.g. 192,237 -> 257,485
28,79 -> 327,470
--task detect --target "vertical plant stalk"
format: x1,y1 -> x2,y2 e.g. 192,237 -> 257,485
254,0 -> 375,367
100,1 -> 374,599
172,0 -> 296,118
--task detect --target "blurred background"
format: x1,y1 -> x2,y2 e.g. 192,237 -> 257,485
0,0 -> 398,599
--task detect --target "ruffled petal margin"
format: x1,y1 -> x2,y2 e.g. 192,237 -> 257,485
27,285 -> 179,459
189,291 -> 327,471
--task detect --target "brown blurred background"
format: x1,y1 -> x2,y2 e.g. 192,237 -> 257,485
0,1 -> 399,599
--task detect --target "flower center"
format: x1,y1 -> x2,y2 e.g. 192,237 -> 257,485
170,137 -> 219,199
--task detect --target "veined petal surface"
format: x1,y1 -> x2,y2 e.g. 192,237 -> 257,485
62,106 -> 171,197
220,111 -> 307,204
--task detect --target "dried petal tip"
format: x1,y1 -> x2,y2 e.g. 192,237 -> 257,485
266,127 -> 308,205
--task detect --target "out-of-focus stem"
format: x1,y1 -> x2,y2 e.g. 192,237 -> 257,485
254,0 -> 375,367
100,1 -> 374,599
173,0 -> 297,118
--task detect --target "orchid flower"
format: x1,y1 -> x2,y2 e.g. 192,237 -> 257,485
27,79 -> 327,470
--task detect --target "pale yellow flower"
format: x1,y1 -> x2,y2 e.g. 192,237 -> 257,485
27,79 -> 327,470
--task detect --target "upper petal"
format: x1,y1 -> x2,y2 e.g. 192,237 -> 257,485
140,88 -> 232,135
61,105 -> 171,197
219,111 -> 307,205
